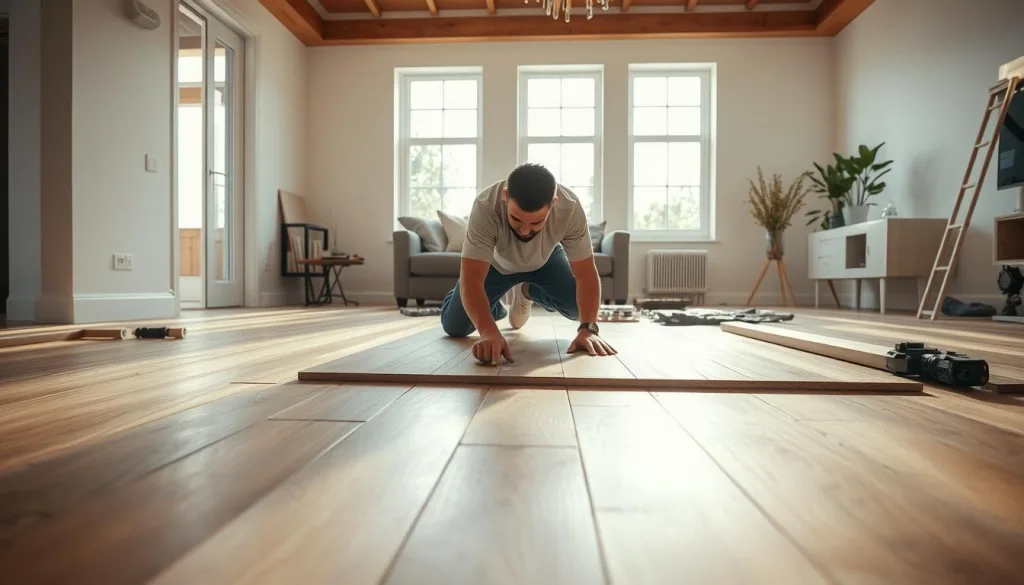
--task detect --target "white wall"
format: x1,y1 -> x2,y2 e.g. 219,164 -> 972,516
7,0 -> 307,322
307,38 -> 835,305
836,0 -> 1024,310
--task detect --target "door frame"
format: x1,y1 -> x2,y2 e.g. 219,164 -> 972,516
171,0 -> 258,312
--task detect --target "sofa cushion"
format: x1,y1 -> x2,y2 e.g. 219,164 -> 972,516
398,216 -> 447,253
410,252 -> 462,276
594,253 -> 613,276
590,221 -> 607,252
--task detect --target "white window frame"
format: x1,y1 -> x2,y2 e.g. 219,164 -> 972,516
627,63 -> 716,242
517,65 -> 604,223
395,68 -> 484,220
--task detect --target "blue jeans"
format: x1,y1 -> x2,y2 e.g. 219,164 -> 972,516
441,244 -> 579,337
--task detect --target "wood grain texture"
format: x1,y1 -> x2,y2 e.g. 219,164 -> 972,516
269,383 -> 411,421
0,420 -> 359,585
461,387 -> 577,447
148,385 -> 486,585
300,313 -> 922,392
383,446 -> 605,585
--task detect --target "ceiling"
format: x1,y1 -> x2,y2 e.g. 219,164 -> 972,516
259,0 -> 874,45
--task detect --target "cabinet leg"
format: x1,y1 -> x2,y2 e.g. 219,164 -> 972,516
828,280 -> 841,307
856,279 -> 862,310
880,278 -> 886,314
815,280 -> 820,309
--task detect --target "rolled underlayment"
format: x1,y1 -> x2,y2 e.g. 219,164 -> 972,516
720,321 -> 1023,393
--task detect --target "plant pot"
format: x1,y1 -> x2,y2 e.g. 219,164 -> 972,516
828,213 -> 845,229
843,204 -> 870,224
765,229 -> 784,260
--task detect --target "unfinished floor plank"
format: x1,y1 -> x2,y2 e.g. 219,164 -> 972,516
0,382 -> 329,542
147,385 -> 486,585
301,314 -> 922,392
461,387 -> 577,447
0,420 -> 359,585
382,445 -> 605,585
571,404 -> 829,584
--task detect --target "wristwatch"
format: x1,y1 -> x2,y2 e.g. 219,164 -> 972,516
578,321 -> 599,335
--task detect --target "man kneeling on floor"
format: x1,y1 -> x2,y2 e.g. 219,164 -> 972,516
440,163 -> 617,364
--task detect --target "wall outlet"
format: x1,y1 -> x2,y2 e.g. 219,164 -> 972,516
145,154 -> 157,173
113,253 -> 134,270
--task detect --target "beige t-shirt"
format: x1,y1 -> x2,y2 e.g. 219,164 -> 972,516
461,180 -> 594,275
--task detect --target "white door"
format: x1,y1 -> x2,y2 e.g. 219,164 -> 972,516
204,11 -> 244,307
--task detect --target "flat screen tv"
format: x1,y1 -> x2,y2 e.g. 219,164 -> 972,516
997,86 -> 1024,190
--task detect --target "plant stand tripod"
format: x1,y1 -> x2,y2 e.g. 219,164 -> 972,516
747,257 -> 798,307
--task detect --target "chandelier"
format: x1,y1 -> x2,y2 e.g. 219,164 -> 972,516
529,0 -> 610,22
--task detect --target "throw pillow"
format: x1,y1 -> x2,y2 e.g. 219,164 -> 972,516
398,216 -> 447,253
590,221 -> 607,252
437,210 -> 469,253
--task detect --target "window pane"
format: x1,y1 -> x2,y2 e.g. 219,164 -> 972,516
632,107 -> 667,136
561,108 -> 594,137
668,142 -> 701,186
443,109 -> 477,138
443,79 -> 477,109
633,187 -> 667,230
562,77 -> 594,107
668,77 -> 701,106
411,110 -> 442,138
633,142 -> 668,186
668,186 -> 701,230
633,76 -> 667,107
442,188 -> 477,217
528,78 -> 561,107
570,186 -> 594,219
668,107 -> 701,135
409,145 -> 442,187
528,108 -> 561,137
409,188 -> 442,218
526,143 -> 561,177
561,143 -> 594,187
410,80 -> 443,109
442,144 -> 476,188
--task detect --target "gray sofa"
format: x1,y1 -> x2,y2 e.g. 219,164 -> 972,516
393,229 -> 631,308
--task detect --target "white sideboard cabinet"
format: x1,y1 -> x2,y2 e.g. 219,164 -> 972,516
807,218 -> 949,313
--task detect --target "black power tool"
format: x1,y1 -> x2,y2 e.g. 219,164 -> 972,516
884,342 -> 989,388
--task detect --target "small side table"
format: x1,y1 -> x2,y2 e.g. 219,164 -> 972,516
297,257 -> 364,306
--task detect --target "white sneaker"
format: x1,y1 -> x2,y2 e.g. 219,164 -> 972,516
508,283 -> 533,329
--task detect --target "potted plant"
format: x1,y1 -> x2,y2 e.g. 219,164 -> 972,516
838,142 -> 892,224
805,156 -> 855,230
746,167 -> 811,260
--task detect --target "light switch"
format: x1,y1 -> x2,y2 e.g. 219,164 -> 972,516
145,154 -> 157,173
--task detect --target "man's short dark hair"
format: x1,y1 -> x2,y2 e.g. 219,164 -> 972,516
506,163 -> 557,212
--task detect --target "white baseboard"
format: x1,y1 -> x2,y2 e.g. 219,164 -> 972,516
73,292 -> 177,324
34,293 -> 76,323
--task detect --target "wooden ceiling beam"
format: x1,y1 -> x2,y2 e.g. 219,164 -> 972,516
486,0 -> 495,15
425,0 -> 438,16
622,0 -> 632,12
257,0 -> 323,45
321,10 -> 818,44
364,0 -> 382,17
816,0 -> 874,35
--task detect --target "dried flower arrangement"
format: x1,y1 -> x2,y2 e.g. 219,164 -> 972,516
746,167 -> 812,259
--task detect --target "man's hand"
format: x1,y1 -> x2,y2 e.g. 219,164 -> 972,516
473,331 -> 513,365
567,330 -> 617,356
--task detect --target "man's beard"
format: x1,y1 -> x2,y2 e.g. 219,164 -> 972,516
509,221 -> 540,242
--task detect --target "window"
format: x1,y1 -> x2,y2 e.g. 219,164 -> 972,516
396,70 -> 483,219
628,65 -> 714,240
518,67 -> 603,221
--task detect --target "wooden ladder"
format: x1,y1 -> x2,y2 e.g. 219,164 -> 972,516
916,76 -> 1022,320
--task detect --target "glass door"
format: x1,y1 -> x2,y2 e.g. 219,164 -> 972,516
204,11 -> 244,308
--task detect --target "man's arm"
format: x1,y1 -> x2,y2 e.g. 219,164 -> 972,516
459,256 -> 500,337
569,256 -> 601,324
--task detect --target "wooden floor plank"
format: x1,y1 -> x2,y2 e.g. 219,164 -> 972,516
382,445 -> 605,585
0,382 -> 329,541
461,387 -> 577,447
0,420 -> 359,585
147,385 -> 486,585
572,404 -> 830,584
268,383 -> 411,422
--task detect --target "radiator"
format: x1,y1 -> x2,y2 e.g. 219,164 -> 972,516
644,249 -> 708,301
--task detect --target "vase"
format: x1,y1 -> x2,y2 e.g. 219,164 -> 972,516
828,213 -> 845,229
843,204 -> 870,224
765,229 -> 784,260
